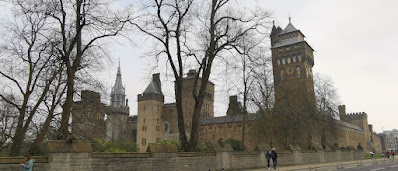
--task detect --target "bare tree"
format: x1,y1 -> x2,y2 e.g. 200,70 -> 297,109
221,37 -> 270,149
0,0 -> 66,156
41,0 -> 134,139
0,97 -> 19,152
133,0 -> 270,151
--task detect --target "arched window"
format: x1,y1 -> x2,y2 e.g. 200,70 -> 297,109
276,59 -> 281,65
287,57 -> 291,64
296,66 -> 301,78
281,58 -> 286,65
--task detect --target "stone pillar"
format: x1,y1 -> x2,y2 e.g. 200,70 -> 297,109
47,140 -> 92,171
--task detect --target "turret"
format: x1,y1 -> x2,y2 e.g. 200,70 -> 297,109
137,73 -> 164,152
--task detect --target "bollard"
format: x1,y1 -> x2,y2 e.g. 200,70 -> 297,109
340,160 -> 344,168
360,157 -> 362,166
314,161 -> 317,171
277,165 -> 280,171
336,160 -> 339,169
308,162 -> 312,170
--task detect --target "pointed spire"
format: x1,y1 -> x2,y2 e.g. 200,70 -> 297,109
117,58 -> 121,76
111,59 -> 125,107
288,13 -> 291,23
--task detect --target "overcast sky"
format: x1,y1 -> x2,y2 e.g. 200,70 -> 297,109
1,0 -> 397,133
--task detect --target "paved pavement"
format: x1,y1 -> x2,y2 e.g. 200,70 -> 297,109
239,158 -> 397,171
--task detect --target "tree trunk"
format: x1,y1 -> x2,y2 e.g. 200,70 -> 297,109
175,77 -> 189,150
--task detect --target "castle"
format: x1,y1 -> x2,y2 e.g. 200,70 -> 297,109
72,18 -> 384,153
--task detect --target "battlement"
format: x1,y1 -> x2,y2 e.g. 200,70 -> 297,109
107,106 -> 130,115
345,112 -> 367,119
81,90 -> 101,102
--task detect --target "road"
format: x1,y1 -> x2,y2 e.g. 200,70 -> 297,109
241,159 -> 397,171
340,161 -> 398,171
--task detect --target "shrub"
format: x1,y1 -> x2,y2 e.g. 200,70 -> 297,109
224,139 -> 244,151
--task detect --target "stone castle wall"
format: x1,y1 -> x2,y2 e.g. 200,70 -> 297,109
0,141 -> 364,171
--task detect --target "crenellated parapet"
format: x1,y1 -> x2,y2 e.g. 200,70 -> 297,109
345,112 -> 368,120
107,106 -> 130,115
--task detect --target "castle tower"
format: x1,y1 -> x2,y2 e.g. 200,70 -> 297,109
182,70 -> 215,132
110,62 -> 125,107
271,18 -> 316,114
137,74 -> 164,152
72,90 -> 107,140
106,62 -> 129,142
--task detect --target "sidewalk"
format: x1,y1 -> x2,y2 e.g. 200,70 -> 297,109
240,158 -> 396,171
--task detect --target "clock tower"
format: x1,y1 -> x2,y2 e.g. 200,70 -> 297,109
270,18 -> 316,114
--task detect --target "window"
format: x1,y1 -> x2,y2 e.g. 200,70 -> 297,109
294,45 -> 299,49
142,126 -> 147,131
164,123 -> 169,132
142,138 -> 146,145
143,118 -> 146,124
156,138 -> 160,143
156,126 -> 160,131
287,57 -> 291,64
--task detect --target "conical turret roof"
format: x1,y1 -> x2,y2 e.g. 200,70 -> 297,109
143,81 -> 161,94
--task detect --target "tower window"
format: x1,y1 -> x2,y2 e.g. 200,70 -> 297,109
287,57 -> 291,64
296,66 -> 301,78
142,138 -> 146,145
292,56 -> 297,63
282,58 -> 286,65
142,126 -> 147,131
276,59 -> 281,65
156,126 -> 160,131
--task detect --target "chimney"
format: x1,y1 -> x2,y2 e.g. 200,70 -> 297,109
187,69 -> 197,78
152,73 -> 162,94
126,99 -> 129,106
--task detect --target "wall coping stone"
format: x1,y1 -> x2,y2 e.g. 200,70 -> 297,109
92,152 -> 151,158
232,151 -> 260,155
147,143 -> 178,153
177,152 -> 215,157
301,150 -> 317,153
0,156 -> 48,164
47,140 -> 92,153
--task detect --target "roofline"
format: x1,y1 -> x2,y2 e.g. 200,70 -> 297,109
278,29 -> 306,37
271,40 -> 314,51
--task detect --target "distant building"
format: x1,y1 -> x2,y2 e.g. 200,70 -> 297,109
382,129 -> 398,150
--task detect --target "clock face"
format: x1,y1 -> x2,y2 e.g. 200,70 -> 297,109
286,67 -> 293,74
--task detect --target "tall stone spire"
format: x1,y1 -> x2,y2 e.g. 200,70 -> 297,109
110,61 -> 126,107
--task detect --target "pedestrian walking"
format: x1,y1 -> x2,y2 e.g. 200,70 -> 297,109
391,150 -> 395,159
265,150 -> 271,169
271,148 -> 278,170
20,154 -> 35,171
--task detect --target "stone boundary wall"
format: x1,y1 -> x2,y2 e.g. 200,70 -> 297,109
0,141 -> 364,171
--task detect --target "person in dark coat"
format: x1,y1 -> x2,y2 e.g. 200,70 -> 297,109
270,148 -> 278,170
265,150 -> 271,169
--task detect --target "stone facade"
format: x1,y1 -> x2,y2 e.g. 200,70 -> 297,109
136,74 -> 165,152
72,90 -> 107,140
0,141 -> 365,171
